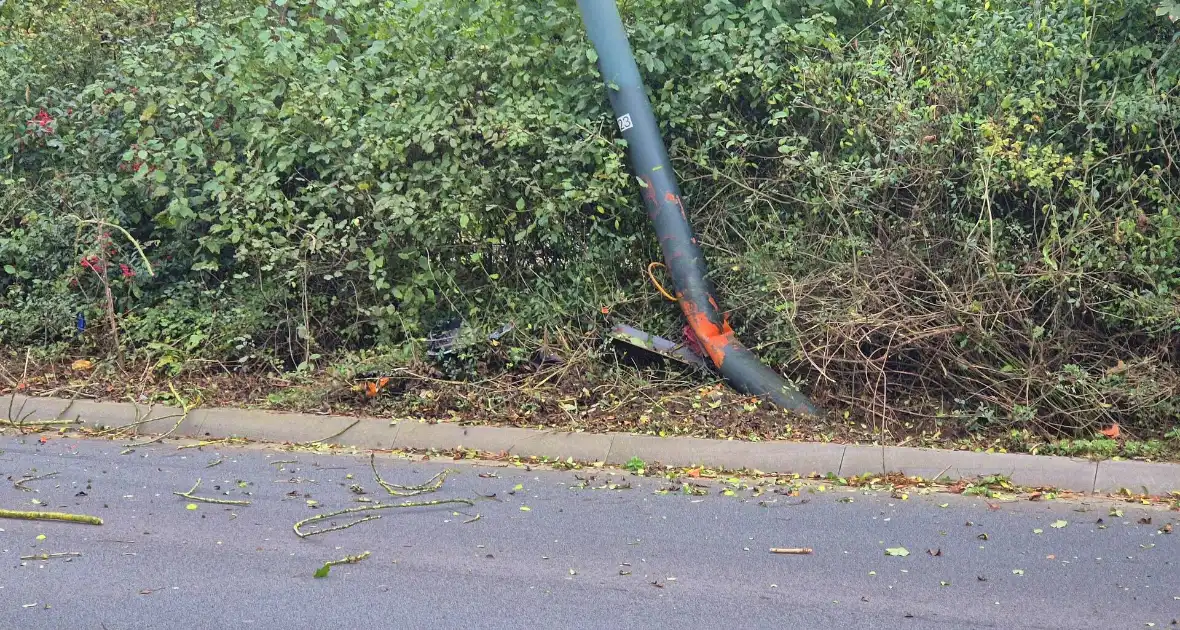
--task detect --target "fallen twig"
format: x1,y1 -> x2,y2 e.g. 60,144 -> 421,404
294,498 -> 475,538
0,508 -> 103,525
308,419 -> 360,445
371,454 -> 449,497
123,384 -> 195,447
314,550 -> 371,577
270,460 -> 297,467
769,547 -> 813,555
178,439 -> 228,450
95,403 -> 160,437
21,552 -> 82,560
0,417 -> 78,428
173,478 -> 251,506
13,471 -> 58,491
206,457 -> 224,468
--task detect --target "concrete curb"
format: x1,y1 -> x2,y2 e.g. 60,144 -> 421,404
5,394 -> 1179,495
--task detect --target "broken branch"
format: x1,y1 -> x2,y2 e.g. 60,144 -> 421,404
21,552 -> 83,560
123,383 -> 196,447
308,419 -> 360,445
0,508 -> 103,525
173,478 -> 251,505
294,498 -> 475,538
13,471 -> 58,491
370,454 -> 449,497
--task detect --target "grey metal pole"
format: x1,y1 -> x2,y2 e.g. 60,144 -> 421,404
576,0 -> 820,416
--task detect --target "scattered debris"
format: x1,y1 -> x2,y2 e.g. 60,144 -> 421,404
0,509 -> 102,525
173,478 -> 251,506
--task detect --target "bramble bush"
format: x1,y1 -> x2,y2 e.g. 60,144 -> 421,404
1,0 -> 1178,437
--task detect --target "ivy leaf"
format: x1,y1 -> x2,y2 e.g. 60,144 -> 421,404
314,564 -> 331,578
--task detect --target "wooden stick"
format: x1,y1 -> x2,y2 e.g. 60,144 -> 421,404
769,547 -> 813,555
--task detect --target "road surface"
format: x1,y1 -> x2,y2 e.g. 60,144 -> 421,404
0,434 -> 1176,629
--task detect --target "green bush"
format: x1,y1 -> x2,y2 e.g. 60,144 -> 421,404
2,0 -> 1178,436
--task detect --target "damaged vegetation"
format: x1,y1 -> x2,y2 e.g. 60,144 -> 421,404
2,0 -> 1179,452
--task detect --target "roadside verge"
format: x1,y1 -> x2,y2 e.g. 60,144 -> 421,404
5,394 -> 1179,494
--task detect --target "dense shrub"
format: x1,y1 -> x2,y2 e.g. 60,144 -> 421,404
2,0 -> 1178,435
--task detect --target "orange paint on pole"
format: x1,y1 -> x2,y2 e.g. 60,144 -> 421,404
681,300 -> 735,368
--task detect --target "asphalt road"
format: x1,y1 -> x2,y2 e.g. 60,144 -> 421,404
0,435 -> 1176,630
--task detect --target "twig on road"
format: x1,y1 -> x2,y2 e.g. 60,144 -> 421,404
371,454 -> 449,497
123,384 -> 196,447
21,552 -> 83,560
769,547 -> 813,555
314,550 -> 371,577
294,498 -> 475,538
174,478 -> 251,505
0,508 -> 103,525
13,471 -> 58,491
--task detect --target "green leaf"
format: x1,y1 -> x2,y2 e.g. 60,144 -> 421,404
314,563 -> 331,578
186,503 -> 198,511
586,49 -> 598,64
3,265 -> 15,275
123,100 -> 137,115
885,547 -> 909,557
1050,519 -> 1068,529
519,505 -> 531,511
139,101 -> 158,121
